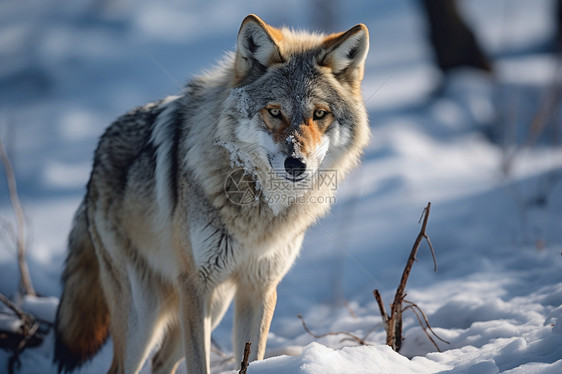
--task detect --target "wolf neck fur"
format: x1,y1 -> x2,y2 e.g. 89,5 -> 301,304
147,69 -> 325,247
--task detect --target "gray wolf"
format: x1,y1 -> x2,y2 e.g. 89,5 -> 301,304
53,14 -> 369,374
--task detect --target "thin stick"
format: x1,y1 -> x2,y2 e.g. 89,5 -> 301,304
297,314 -> 369,345
403,300 -> 449,344
374,202 -> 436,352
0,292 -> 25,319
239,341 -> 251,374
394,203 -> 432,305
0,292 -> 47,374
16,321 -> 39,352
373,289 -> 395,348
0,138 -> 35,296
425,234 -> 437,272
372,290 -> 388,321
403,305 -> 442,352
0,311 -> 52,327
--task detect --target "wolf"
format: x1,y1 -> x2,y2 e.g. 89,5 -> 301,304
53,14 -> 370,374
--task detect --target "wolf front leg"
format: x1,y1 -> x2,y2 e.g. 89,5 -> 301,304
232,283 -> 278,363
178,274 -> 211,374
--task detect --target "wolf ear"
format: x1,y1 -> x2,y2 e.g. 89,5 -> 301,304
320,24 -> 369,83
235,15 -> 283,84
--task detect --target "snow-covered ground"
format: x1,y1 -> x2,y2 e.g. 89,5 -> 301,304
1,0 -> 561,373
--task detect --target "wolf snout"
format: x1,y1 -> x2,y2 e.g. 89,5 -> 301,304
284,157 -> 306,178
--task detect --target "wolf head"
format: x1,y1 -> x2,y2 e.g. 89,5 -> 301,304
217,15 -> 369,208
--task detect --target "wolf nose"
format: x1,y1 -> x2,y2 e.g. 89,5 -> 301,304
284,157 -> 306,178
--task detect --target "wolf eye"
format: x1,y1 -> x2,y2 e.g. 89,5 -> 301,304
268,108 -> 282,119
313,110 -> 328,120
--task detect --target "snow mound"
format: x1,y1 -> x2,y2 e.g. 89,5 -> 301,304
243,342 -> 448,374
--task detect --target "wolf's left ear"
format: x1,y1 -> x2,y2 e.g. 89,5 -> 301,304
320,24 -> 369,83
235,15 -> 283,84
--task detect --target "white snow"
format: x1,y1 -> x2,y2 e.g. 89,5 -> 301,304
1,1 -> 561,373
0,315 -> 22,335
239,343 -> 448,374
21,295 -> 58,323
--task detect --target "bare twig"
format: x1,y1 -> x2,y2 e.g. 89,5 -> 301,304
373,290 -> 388,322
0,292 -> 51,374
16,320 -> 39,352
7,316 -> 41,374
373,289 -> 395,348
297,314 -> 369,346
403,305 -> 441,352
0,292 -> 25,319
297,203 -> 439,354
374,202 -> 437,352
403,301 -> 448,345
417,207 -> 437,271
403,300 -> 449,352
396,203 -> 433,302
0,138 -> 35,296
0,311 -> 52,328
239,341 -> 251,374
425,235 -> 437,272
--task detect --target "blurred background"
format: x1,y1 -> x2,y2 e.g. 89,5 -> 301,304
1,0 -> 562,372
0,0 -> 560,203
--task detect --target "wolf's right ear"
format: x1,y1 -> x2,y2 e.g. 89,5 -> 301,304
319,24 -> 369,85
235,15 -> 283,84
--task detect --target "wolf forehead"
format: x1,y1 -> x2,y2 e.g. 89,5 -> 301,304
238,55 -> 344,112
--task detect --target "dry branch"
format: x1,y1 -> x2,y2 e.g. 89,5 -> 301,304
0,137 -> 35,296
239,341 -> 251,374
403,300 -> 449,352
0,292 -> 51,374
0,292 -> 25,319
296,203 -> 444,353
297,314 -> 370,346
373,202 -> 443,352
